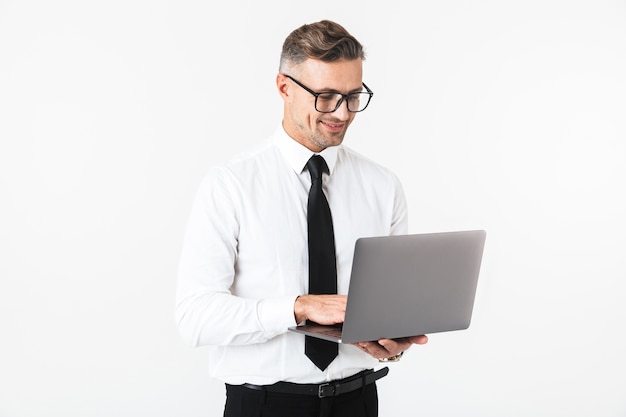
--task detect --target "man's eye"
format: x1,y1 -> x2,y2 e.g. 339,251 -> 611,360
318,94 -> 338,102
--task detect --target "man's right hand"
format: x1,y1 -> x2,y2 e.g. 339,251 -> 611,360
294,294 -> 347,325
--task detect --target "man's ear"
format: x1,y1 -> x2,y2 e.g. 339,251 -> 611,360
276,73 -> 290,99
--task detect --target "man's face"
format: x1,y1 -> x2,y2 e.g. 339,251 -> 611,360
278,58 -> 363,152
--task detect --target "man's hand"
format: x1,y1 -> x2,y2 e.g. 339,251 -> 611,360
294,294 -> 347,324
355,335 -> 429,360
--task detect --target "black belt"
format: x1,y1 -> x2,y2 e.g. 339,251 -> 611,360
238,367 -> 389,398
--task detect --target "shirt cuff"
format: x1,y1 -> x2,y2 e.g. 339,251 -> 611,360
258,295 -> 299,333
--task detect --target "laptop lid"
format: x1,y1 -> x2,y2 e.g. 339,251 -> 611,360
289,230 -> 486,344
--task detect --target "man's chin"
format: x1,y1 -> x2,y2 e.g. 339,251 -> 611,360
316,132 -> 345,149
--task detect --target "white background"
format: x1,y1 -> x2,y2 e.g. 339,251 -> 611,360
1,1 -> 625,416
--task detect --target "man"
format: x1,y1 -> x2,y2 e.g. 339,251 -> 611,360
175,19 -> 428,416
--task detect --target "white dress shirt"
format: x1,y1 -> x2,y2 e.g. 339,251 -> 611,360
175,125 -> 408,385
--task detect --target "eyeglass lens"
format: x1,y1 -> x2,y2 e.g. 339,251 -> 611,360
316,92 -> 371,113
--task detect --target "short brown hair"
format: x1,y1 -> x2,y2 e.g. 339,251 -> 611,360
279,20 -> 366,73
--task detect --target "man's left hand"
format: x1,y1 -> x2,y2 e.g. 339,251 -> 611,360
355,335 -> 428,360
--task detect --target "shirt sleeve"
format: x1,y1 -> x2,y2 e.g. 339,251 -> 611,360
174,167 -> 297,347
389,172 -> 409,236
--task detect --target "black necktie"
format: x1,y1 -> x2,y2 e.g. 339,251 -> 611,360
305,155 -> 338,371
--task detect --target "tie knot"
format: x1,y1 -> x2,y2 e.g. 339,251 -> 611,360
307,155 -> 327,182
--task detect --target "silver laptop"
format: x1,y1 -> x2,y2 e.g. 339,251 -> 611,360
288,230 -> 486,343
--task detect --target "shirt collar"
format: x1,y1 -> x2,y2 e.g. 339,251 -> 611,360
273,125 -> 338,175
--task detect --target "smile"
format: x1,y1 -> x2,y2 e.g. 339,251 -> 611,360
321,120 -> 345,130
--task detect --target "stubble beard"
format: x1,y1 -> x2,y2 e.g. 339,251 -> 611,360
303,120 -> 346,152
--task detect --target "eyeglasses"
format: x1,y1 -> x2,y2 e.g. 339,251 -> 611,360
283,74 -> 374,113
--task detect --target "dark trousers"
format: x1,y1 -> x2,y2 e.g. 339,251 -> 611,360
223,382 -> 378,417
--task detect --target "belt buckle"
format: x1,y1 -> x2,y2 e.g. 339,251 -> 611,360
318,382 -> 335,398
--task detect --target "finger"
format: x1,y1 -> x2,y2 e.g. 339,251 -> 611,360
356,342 -> 372,355
409,335 -> 429,345
379,338 -> 411,353
376,339 -> 398,352
362,342 -> 392,358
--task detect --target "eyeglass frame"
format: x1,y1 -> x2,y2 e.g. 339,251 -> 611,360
282,74 -> 374,113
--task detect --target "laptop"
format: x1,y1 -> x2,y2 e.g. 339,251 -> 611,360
288,230 -> 486,343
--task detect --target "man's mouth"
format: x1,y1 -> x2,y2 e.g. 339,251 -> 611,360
320,120 -> 344,131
